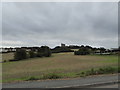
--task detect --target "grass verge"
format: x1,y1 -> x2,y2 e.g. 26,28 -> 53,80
2,66 -> 119,83
77,66 -> 119,77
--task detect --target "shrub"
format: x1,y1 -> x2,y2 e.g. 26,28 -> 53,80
85,69 -> 96,76
43,73 -> 61,79
37,52 -> 44,57
37,46 -> 51,57
44,47 -> 51,57
74,47 -> 90,55
97,67 -> 116,74
78,67 -> 118,77
27,76 -> 38,81
74,51 -> 79,55
29,51 -> 36,58
90,68 -> 96,75
14,49 -> 27,60
3,60 -> 7,62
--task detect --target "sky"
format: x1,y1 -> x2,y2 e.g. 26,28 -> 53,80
2,2 -> 118,49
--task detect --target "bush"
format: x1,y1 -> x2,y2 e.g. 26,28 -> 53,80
97,67 -> 116,74
14,49 -> 27,60
37,52 -> 44,57
74,47 -> 90,55
27,76 -> 39,81
3,60 -> 7,62
74,51 -> 80,55
43,73 -> 61,79
37,46 -> 51,57
78,67 -> 118,77
44,47 -> 51,57
29,51 -> 36,58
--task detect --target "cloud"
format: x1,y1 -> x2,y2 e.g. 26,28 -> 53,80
2,2 -> 118,48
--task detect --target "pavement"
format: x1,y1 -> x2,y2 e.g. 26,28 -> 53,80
2,74 -> 119,88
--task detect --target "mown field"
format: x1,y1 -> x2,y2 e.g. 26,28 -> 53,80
2,52 -> 118,83
1,52 -> 14,62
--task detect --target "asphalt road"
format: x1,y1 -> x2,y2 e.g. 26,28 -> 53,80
2,74 -> 119,88
92,83 -> 118,88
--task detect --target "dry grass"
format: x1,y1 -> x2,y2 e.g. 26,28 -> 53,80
71,49 -> 79,51
2,52 -> 118,82
1,52 -> 14,62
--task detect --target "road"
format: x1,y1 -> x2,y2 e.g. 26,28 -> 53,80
2,74 -> 119,88
92,83 -> 118,88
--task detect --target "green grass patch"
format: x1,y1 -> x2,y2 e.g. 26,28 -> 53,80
77,66 -> 119,77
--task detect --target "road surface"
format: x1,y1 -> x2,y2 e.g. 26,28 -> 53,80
2,74 -> 119,88
92,83 -> 118,88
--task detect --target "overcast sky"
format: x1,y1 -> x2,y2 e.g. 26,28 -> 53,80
2,2 -> 118,49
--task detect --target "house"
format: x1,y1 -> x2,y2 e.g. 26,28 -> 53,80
61,43 -> 65,47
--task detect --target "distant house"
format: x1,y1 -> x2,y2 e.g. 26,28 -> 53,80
61,43 -> 65,47
0,47 -> 17,53
21,47 -> 31,51
95,50 -> 101,53
0,48 -> 8,53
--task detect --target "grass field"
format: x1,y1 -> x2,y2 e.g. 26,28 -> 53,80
1,52 -> 14,62
2,52 -> 118,83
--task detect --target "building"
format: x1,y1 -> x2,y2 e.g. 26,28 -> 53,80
61,43 -> 65,47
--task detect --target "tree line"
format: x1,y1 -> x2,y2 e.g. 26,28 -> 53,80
74,45 -> 108,55
14,46 -> 51,61
8,45 -> 119,61
51,46 -> 74,53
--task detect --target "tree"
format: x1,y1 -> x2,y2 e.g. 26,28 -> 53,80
14,49 -> 27,60
91,47 -> 97,54
29,51 -> 36,58
37,46 -> 51,57
51,46 -> 73,53
44,46 -> 51,57
42,46 -> 51,57
37,48 -> 44,57
74,47 -> 90,55
99,47 -> 106,54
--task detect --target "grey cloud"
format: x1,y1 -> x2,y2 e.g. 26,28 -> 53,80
2,2 -> 118,48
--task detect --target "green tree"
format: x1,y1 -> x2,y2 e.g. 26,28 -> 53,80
29,51 -> 36,58
99,47 -> 106,54
37,46 -> 51,57
14,49 -> 27,60
74,47 -> 90,55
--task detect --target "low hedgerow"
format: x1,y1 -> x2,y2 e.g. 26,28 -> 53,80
79,66 -> 119,77
26,76 -> 39,81
42,73 -> 61,79
97,67 -> 117,74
